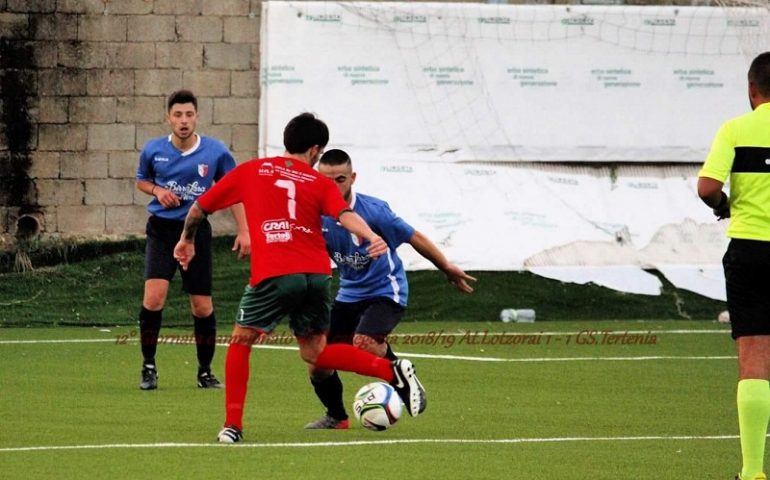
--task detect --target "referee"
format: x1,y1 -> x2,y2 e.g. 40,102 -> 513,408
698,52 -> 770,480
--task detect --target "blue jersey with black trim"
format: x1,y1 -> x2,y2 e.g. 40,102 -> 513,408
323,192 -> 415,306
136,134 -> 235,221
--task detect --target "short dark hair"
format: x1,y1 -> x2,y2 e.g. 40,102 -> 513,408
749,52 -> 770,97
167,89 -> 197,111
319,149 -> 351,167
283,112 -> 329,154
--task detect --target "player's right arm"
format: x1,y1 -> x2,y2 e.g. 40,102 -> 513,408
136,179 -> 180,209
698,121 -> 734,220
174,164 -> 245,270
135,147 -> 180,208
173,201 -> 207,271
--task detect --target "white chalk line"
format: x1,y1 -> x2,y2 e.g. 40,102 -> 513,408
0,434 -> 746,453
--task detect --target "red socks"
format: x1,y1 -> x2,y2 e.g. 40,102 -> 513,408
224,342 -> 252,430
314,344 -> 394,383
224,342 -> 394,431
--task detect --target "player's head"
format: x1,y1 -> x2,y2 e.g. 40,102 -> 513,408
284,112 -> 329,166
319,149 -> 356,202
165,89 -> 198,141
748,52 -> 770,109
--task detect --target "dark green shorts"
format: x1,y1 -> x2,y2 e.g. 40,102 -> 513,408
236,274 -> 332,337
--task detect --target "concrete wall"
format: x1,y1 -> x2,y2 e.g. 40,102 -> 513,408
0,0 -> 261,244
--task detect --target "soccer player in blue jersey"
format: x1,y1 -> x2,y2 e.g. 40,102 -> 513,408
304,149 -> 475,429
135,89 -> 250,391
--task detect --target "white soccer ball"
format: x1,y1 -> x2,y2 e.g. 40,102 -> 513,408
352,382 -> 402,431
718,310 -> 730,324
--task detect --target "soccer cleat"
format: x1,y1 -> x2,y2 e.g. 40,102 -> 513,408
197,371 -> 224,389
139,366 -> 157,390
735,474 -> 767,480
390,359 -> 426,417
217,425 -> 243,443
304,415 -> 350,430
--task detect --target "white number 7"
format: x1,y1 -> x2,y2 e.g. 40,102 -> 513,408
274,179 -> 296,219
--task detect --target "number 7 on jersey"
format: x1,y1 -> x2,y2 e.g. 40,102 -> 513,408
274,179 -> 296,220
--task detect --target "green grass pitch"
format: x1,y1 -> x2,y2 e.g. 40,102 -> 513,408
0,320 -> 744,479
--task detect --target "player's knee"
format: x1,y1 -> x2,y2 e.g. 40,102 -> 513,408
189,296 -> 213,317
143,297 -> 165,311
300,349 -> 320,364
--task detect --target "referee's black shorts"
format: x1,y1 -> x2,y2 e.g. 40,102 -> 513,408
723,238 -> 770,339
144,215 -> 213,296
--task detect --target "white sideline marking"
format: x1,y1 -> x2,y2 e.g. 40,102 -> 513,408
0,339 -> 118,344
402,353 -> 737,362
0,434 -> 746,453
416,329 -> 731,336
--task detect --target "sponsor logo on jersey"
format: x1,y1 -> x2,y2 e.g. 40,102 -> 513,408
258,162 -> 275,176
262,218 -> 292,243
332,251 -> 371,270
198,164 -> 209,177
154,156 -> 170,162
165,181 -> 206,201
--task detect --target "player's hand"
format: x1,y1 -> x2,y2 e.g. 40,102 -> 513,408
155,187 -> 181,209
713,192 -> 730,220
173,239 -> 195,271
444,263 -> 476,293
365,235 -> 387,258
232,231 -> 251,259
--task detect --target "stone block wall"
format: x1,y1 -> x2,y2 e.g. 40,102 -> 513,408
0,0 -> 262,243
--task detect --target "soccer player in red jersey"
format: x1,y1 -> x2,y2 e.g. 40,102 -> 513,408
173,113 -> 426,442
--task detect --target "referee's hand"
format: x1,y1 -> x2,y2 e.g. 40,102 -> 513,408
713,192 -> 730,220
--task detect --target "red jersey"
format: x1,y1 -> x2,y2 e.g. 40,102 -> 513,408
196,156 -> 349,287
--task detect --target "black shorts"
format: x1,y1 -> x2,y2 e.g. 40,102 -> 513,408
144,215 -> 212,296
327,298 -> 405,345
723,238 -> 770,339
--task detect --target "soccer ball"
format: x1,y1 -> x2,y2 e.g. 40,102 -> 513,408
352,382 -> 402,431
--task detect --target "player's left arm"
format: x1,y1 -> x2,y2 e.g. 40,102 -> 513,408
215,150 -> 250,257
229,203 -> 250,259
408,231 -> 476,293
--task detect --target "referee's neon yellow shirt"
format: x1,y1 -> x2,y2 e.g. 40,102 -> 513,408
699,102 -> 770,241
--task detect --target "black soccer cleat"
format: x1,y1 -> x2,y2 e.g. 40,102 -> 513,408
304,414 -> 350,429
217,425 -> 243,443
390,359 -> 426,417
139,366 -> 158,390
197,371 -> 224,389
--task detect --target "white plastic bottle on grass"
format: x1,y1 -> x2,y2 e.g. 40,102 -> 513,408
500,309 -> 536,323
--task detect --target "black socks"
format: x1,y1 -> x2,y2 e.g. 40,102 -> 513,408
311,371 -> 348,420
139,306 -> 162,366
194,312 -> 217,374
